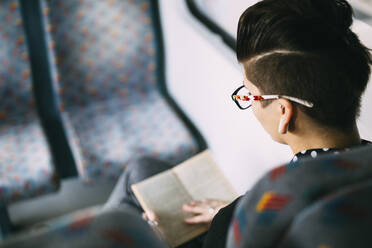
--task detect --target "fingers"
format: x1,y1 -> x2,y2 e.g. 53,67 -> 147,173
142,212 -> 149,221
184,215 -> 211,224
182,203 -> 207,214
182,200 -> 215,225
146,210 -> 158,222
182,199 -> 230,225
143,200 -> 227,227
142,210 -> 159,227
182,200 -> 221,214
142,212 -> 166,241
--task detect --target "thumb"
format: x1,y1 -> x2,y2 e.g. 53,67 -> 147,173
146,210 -> 158,222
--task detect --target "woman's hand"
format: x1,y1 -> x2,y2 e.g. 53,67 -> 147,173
142,211 -> 165,240
142,210 -> 158,226
182,199 -> 229,225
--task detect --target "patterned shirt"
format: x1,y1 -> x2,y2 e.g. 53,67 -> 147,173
288,139 -> 371,166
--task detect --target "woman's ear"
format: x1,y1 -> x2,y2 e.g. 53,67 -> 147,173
277,99 -> 293,134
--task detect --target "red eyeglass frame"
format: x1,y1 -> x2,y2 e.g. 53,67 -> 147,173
231,85 -> 314,110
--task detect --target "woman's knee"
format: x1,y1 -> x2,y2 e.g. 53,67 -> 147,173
126,156 -> 173,186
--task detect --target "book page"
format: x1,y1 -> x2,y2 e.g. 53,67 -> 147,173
132,170 -> 208,247
172,151 -> 238,202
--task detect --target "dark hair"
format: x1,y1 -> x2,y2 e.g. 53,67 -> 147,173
237,0 -> 372,130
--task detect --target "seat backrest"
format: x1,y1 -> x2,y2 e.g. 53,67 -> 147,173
0,208 -> 167,248
37,0 -> 206,181
277,179 -> 372,248
0,0 -> 60,206
227,144 -> 372,248
0,1 -> 34,121
45,0 -> 160,110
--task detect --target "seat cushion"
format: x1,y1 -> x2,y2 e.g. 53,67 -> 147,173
64,95 -> 199,181
43,0 -> 201,181
0,117 -> 58,205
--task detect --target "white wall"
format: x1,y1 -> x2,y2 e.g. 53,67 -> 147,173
159,1 -> 292,194
159,0 -> 372,194
354,20 -> 372,141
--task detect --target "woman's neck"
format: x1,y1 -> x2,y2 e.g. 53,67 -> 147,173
288,124 -> 361,155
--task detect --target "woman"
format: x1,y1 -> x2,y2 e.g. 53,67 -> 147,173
105,0 -> 371,247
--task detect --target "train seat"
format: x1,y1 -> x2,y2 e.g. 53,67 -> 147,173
0,0 -> 60,238
42,0 -> 205,182
227,145 -> 372,248
0,207 -> 167,248
0,0 -> 59,212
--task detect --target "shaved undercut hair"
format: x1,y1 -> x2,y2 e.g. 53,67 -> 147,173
237,0 -> 372,131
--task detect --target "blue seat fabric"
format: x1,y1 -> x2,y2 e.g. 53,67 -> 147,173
43,0 -> 200,181
0,0 -> 58,205
227,145 -> 372,248
0,208 -> 167,248
278,180 -> 372,248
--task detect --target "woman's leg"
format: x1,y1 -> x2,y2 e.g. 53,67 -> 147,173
103,156 -> 173,213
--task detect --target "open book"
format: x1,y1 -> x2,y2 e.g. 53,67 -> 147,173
131,150 -> 238,247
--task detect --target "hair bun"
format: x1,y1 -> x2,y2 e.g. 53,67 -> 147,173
333,0 -> 353,30
314,0 -> 353,32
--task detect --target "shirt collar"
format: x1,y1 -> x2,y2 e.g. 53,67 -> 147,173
290,139 -> 371,164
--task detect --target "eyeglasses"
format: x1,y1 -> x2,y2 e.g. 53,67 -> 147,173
231,85 -> 314,110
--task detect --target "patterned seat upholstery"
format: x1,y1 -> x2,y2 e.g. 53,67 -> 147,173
278,180 -> 372,248
0,1 -> 59,205
43,0 -> 203,181
227,145 -> 372,248
0,208 -> 167,248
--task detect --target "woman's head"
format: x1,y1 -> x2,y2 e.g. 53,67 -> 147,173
237,0 -> 372,134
